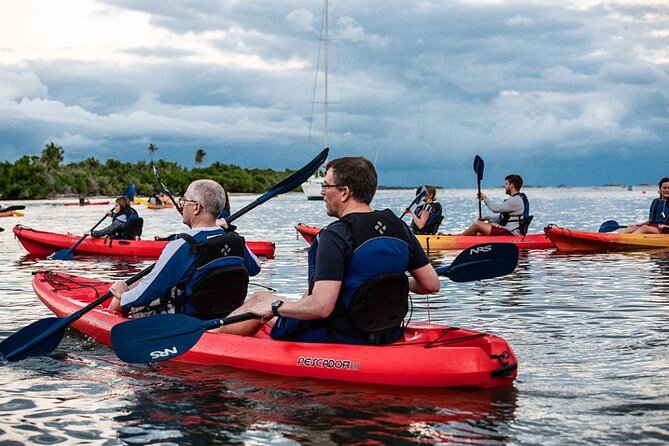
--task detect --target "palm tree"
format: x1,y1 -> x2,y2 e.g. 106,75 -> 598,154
194,149 -> 206,166
41,142 -> 64,170
147,143 -> 158,158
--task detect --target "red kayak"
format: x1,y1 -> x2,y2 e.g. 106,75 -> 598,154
33,271 -> 518,389
296,223 -> 554,251
13,225 -> 276,259
63,200 -> 111,206
544,225 -> 669,252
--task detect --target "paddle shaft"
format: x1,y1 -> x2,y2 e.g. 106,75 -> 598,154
151,163 -> 181,213
473,155 -> 484,219
401,191 -> 426,218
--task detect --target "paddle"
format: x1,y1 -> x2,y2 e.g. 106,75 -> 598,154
48,213 -> 109,260
598,220 -> 626,233
49,184 -> 136,261
111,241 -> 519,365
435,242 -> 519,282
0,148 -> 328,363
0,205 -> 26,213
401,186 -> 427,218
473,155 -> 484,218
151,163 -> 181,213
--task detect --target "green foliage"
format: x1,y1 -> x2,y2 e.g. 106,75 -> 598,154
0,144 -> 296,199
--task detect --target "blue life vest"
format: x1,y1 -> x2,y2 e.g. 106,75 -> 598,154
270,209 -> 412,344
649,199 -> 669,224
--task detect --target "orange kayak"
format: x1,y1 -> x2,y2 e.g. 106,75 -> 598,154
544,225 -> 669,252
295,223 -> 554,251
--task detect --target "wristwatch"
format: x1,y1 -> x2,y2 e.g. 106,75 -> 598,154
271,300 -> 284,317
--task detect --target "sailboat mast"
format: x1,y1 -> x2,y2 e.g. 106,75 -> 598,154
323,0 -> 329,150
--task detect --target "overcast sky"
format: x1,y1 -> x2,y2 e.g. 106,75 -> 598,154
1,0 -> 667,187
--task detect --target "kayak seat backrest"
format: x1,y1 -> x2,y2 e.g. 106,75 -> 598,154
126,217 -> 144,240
348,273 -> 409,345
190,264 -> 249,318
518,215 -> 533,236
425,215 -> 443,235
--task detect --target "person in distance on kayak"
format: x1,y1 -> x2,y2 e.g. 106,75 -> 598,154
107,179 -> 261,316
403,185 -> 443,235
214,156 -> 440,345
620,177 -> 669,234
84,196 -> 142,240
461,174 -> 530,236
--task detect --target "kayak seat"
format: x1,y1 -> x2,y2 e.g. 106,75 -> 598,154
425,215 -> 443,235
347,273 -> 409,345
518,215 -> 533,236
126,217 -> 144,240
190,264 -> 249,318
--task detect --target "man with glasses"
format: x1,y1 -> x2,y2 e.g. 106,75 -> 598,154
214,157 -> 440,345
107,179 -> 261,316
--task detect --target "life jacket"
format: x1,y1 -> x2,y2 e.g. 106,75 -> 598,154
146,231 -> 249,318
109,207 -> 142,240
412,202 -> 443,235
498,193 -> 532,235
649,199 -> 669,224
270,209 -> 412,345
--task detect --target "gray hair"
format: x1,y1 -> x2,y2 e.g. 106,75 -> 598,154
189,179 -> 226,218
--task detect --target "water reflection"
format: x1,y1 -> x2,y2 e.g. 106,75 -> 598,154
117,362 -> 519,445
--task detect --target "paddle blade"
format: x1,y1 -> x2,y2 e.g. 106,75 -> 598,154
228,148 -> 329,223
0,317 -> 67,362
598,220 -> 623,233
473,155 -> 484,180
48,247 -> 75,261
0,227 -> 4,232
1,205 -> 26,212
111,314 -> 212,363
435,242 -> 519,282
111,312 -> 258,364
122,183 -> 137,201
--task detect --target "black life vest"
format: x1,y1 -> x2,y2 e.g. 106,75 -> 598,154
498,193 -> 532,234
412,202 -> 443,235
110,207 -> 142,240
150,232 -> 249,318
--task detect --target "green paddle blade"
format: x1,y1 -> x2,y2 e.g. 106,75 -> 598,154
435,242 -> 519,282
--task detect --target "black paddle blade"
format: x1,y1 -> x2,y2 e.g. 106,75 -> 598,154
598,220 -> 622,233
0,205 -> 26,213
0,317 -> 67,362
0,227 -> 4,232
473,155 -> 484,181
435,242 -> 519,282
227,148 -> 329,223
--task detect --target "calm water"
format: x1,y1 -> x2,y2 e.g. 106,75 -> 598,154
0,187 -> 668,445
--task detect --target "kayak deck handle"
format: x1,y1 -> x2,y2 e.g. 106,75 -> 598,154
491,363 -> 517,378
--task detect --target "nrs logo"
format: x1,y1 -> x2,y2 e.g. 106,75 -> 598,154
469,245 -> 492,254
149,346 -> 178,360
